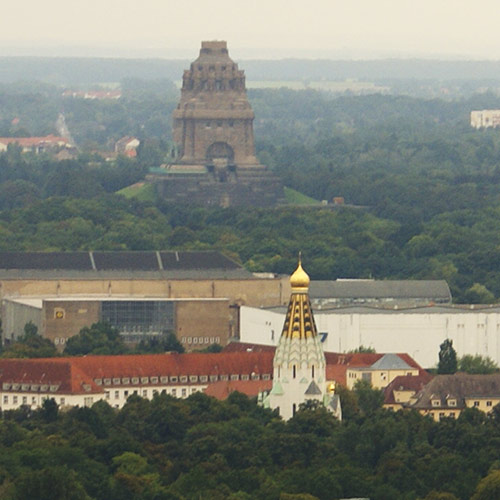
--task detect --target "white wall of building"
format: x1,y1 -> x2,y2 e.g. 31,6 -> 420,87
240,306 -> 500,368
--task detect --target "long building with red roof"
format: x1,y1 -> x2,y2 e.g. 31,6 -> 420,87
0,351 -> 274,411
0,347 -> 424,411
0,135 -> 72,154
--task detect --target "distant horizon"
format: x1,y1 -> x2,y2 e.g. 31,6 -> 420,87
1,43 -> 500,62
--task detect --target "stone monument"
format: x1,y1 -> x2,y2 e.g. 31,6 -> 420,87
150,41 -> 285,207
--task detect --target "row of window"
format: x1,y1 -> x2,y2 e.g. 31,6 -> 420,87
93,372 -> 270,386
438,412 -> 456,419
3,394 -> 66,406
2,382 -> 59,392
181,336 -> 220,345
432,399 -> 495,408
204,121 -> 234,128
106,387 -> 199,400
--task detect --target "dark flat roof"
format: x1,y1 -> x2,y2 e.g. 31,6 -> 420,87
309,279 -> 451,301
0,251 -> 253,279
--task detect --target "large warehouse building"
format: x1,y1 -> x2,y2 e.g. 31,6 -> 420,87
0,251 -> 289,350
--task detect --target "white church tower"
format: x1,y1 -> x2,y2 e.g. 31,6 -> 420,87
267,257 -> 328,420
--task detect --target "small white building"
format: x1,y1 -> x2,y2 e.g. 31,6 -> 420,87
471,110 -> 500,129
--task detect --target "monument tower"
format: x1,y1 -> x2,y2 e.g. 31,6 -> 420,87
150,41 -> 285,207
173,40 -> 258,166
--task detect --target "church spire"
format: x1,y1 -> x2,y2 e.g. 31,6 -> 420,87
280,255 -> 317,341
267,255 -> 327,420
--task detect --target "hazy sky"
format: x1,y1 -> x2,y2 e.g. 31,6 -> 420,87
2,0 -> 500,59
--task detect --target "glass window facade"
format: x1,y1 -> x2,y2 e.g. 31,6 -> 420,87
101,301 -> 174,341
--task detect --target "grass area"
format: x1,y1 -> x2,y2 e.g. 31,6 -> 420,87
284,187 -> 319,205
117,182 -> 157,202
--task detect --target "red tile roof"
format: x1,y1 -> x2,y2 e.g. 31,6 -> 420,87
383,373 -> 433,405
205,379 -> 272,400
223,342 -> 276,353
0,359 -> 101,395
326,364 -> 348,386
67,352 -> 274,380
0,349 -> 423,398
0,135 -> 70,147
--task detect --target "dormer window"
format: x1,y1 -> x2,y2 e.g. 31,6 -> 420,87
446,395 -> 457,407
431,398 -> 441,407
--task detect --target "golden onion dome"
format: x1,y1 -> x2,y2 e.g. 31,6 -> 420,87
290,258 -> 310,291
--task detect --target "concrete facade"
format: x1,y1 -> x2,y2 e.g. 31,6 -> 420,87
240,304 -> 500,368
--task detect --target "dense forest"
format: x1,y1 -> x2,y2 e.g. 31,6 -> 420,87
0,388 -> 499,500
3,83 -> 500,303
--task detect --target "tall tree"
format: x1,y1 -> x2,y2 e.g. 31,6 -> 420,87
438,339 -> 458,374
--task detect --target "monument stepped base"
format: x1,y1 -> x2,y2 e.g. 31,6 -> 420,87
148,164 -> 285,208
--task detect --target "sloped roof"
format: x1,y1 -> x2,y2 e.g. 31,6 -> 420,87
383,373 -> 433,405
223,342 -> 276,353
411,373 -> 500,409
370,353 -> 413,371
309,280 -> 451,301
305,380 -> 322,395
0,359 -> 102,395
204,379 -> 272,400
65,352 -> 274,379
0,135 -> 70,147
0,352 -> 275,396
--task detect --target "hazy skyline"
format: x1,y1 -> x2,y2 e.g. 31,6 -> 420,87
2,0 -> 500,60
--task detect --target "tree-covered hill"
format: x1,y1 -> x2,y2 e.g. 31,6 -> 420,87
0,390 -> 499,500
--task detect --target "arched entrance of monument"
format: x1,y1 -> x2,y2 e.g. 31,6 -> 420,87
206,142 -> 235,182
206,142 -> 234,163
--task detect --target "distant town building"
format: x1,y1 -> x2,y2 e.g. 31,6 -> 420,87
383,372 -> 434,411
408,373 -> 500,421
0,135 -> 73,154
149,40 -> 285,207
62,89 -> 122,100
344,353 -> 420,390
115,136 -> 140,157
471,110 -> 500,129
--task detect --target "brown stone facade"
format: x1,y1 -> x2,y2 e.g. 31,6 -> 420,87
173,41 -> 258,166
